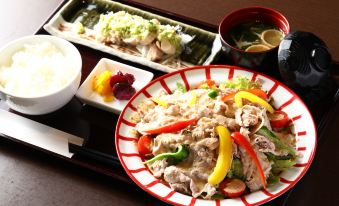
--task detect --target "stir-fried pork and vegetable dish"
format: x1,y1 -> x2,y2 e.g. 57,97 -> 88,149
132,76 -> 296,199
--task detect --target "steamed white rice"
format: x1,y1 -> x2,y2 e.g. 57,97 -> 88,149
0,41 -> 77,97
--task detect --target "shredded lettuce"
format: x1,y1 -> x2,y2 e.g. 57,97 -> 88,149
220,76 -> 261,90
176,82 -> 186,93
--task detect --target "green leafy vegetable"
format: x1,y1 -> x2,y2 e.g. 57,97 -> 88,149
220,76 -> 261,90
257,126 -> 296,157
176,82 -> 186,93
265,152 -> 296,175
211,194 -> 225,200
267,173 -> 280,185
227,158 -> 245,180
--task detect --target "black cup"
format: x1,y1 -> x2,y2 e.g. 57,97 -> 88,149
219,6 -> 290,76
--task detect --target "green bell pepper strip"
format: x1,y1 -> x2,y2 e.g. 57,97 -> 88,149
267,173 -> 280,185
143,145 -> 188,164
256,126 -> 296,158
208,126 -> 233,185
208,88 -> 218,99
227,158 -> 245,180
273,159 -> 296,169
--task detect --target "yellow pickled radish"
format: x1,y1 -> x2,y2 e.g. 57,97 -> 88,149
93,70 -> 113,96
103,95 -> 114,102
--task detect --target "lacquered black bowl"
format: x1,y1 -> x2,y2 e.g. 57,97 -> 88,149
219,6 -> 290,74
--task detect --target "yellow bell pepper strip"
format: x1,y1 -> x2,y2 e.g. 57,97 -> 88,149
234,91 -> 274,113
231,132 -> 266,189
143,118 -> 197,135
208,126 -> 233,185
151,97 -> 168,108
188,91 -> 197,107
143,145 -> 189,164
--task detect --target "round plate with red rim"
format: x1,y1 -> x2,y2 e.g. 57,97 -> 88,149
115,65 -> 317,206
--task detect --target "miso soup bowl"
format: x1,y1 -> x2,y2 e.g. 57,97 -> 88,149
219,6 -> 290,74
0,35 -> 82,115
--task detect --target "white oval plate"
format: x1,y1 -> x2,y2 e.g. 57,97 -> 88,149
115,65 -> 316,206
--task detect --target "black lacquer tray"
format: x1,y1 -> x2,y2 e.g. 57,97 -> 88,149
1,0 -> 338,205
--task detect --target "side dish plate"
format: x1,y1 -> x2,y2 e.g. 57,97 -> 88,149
76,58 -> 153,114
115,65 -> 316,206
44,0 -> 221,73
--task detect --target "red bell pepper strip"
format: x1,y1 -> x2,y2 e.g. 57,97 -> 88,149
246,89 -> 268,100
221,92 -> 237,102
231,132 -> 266,189
268,110 -> 289,128
196,80 -> 216,89
137,135 -> 153,156
221,89 -> 268,102
143,118 -> 197,134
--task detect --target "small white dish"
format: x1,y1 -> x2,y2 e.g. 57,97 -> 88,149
76,58 -> 154,114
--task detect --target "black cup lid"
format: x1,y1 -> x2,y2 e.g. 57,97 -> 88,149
278,31 -> 332,74
312,46 -> 331,71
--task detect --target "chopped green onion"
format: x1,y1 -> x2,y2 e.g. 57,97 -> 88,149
75,22 -> 85,34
